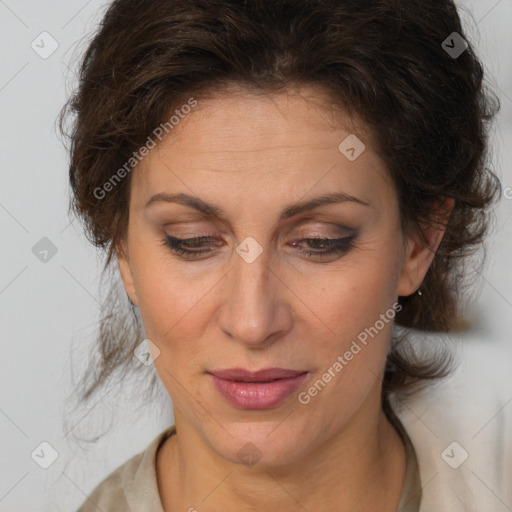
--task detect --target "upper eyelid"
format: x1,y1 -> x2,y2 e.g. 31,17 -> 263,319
163,233 -> 357,261
167,233 -> 358,247
166,232 -> 356,244
163,222 -> 357,237
157,209 -> 363,232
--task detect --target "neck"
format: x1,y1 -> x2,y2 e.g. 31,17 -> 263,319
156,400 -> 407,512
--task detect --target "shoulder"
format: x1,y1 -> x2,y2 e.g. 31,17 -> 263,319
392,333 -> 512,511
76,425 -> 176,512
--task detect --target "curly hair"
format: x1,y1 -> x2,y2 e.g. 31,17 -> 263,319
59,0 -> 501,434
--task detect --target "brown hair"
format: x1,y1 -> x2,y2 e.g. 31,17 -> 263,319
59,0 -> 501,433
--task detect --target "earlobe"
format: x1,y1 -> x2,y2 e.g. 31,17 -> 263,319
116,246 -> 138,306
397,198 -> 454,297
396,235 -> 429,297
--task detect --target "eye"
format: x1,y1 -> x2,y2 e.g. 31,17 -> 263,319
161,233 -> 357,261
291,235 -> 356,258
161,234 -> 222,260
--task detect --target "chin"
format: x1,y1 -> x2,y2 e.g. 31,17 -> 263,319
205,421 -> 309,469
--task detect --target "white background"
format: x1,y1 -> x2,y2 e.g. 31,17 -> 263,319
1,0 -> 511,510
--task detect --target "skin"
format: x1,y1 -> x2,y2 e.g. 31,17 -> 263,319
117,85 -> 453,511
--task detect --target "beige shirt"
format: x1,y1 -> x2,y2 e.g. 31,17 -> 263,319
76,422 -> 422,511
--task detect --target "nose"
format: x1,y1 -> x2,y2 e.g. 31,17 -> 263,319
217,242 -> 292,349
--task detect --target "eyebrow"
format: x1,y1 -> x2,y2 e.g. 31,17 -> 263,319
145,191 -> 370,221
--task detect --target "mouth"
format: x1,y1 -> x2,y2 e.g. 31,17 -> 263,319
208,368 -> 309,409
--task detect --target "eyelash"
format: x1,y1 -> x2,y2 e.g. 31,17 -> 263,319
160,233 -> 356,261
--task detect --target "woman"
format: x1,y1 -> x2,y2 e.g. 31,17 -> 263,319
60,0 -> 509,510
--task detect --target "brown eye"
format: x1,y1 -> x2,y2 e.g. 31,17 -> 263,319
161,235 -> 224,259
161,232 -> 358,262
290,235 -> 356,259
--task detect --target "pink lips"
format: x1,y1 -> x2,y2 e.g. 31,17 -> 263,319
209,368 -> 308,409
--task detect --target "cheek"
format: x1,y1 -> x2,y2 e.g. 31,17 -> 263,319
301,251 -> 401,340
131,253 -> 211,401
293,246 -> 401,400
297,266 -> 398,422
128,235 -> 210,336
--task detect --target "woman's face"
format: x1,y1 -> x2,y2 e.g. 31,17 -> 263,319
118,86 -> 436,467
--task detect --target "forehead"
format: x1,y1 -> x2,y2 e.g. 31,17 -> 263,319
159,86 -> 372,155
131,86 -> 394,214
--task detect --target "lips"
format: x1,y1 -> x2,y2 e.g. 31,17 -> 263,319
209,367 -> 306,382
208,367 -> 309,409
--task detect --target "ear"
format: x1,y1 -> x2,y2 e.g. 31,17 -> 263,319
116,242 -> 138,306
397,198 -> 454,297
